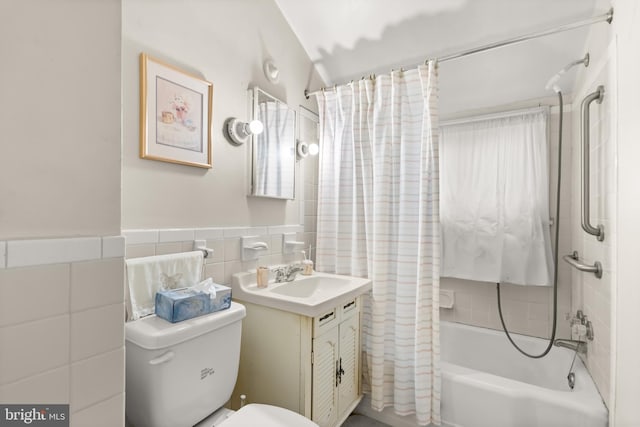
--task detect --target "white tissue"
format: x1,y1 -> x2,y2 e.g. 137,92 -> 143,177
192,277 -> 217,300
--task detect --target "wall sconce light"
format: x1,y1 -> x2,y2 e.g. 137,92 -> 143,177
263,59 -> 280,84
296,140 -> 319,159
224,118 -> 264,146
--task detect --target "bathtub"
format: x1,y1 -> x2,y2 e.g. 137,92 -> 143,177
357,321 -> 608,427
439,321 -> 608,427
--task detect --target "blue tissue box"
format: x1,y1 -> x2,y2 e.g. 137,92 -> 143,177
155,283 -> 232,323
209,283 -> 232,312
155,288 -> 211,323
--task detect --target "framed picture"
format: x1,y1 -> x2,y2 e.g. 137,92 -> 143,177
140,53 -> 213,168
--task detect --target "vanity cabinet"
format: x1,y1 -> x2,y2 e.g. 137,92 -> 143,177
231,297 -> 362,427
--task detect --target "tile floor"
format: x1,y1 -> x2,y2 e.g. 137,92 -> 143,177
342,414 -> 392,427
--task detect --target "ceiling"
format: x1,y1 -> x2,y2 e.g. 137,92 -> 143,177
275,0 -> 611,115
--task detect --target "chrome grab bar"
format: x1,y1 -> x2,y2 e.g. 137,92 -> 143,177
563,251 -> 602,279
580,85 -> 605,241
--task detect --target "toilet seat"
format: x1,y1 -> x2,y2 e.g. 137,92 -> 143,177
219,404 -> 318,427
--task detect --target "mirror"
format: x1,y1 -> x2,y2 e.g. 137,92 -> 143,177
250,87 -> 297,199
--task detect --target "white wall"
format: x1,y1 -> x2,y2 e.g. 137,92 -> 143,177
0,0 -> 121,240
122,0 -> 323,230
609,1 -> 640,425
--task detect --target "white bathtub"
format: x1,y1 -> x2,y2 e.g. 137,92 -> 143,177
357,321 -> 608,427
439,321 -> 608,427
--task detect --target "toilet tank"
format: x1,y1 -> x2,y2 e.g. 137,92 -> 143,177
125,302 -> 246,427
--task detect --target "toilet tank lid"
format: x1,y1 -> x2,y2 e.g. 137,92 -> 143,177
221,404 -> 318,427
125,301 -> 246,350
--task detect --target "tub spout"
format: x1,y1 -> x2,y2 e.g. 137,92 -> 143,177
554,339 -> 587,355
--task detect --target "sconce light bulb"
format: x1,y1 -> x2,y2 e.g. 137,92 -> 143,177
308,142 -> 319,156
248,120 -> 264,135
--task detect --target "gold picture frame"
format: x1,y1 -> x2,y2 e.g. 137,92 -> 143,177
139,53 -> 213,168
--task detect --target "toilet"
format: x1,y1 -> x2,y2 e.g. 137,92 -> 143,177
125,301 -> 317,427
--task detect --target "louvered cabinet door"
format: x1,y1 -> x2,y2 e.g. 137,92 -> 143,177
338,313 -> 359,414
312,327 -> 339,427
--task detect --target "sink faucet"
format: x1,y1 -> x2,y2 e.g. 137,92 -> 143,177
554,339 -> 587,355
274,264 -> 304,283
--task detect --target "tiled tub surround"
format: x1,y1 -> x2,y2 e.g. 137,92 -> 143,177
123,226 -> 308,284
0,236 -> 126,427
569,48 -> 616,408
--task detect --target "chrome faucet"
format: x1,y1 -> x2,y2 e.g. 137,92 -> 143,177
554,339 -> 587,355
274,264 -> 304,283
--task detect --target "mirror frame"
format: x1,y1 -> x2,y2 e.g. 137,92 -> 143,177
250,87 -> 297,200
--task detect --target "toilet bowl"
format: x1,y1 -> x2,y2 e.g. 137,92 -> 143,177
125,302 -> 317,427
211,404 -> 317,427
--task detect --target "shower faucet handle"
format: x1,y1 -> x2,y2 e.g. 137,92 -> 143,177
584,319 -> 594,341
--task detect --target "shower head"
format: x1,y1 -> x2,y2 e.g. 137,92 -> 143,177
545,53 -> 590,93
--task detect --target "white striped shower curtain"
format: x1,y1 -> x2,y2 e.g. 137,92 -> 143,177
315,62 -> 441,425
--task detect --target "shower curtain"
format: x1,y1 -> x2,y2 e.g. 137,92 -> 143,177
315,62 -> 441,425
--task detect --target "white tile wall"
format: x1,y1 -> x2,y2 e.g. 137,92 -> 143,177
158,228 -> 195,243
195,228 -> 224,240
0,315 -> 70,384
71,393 -> 124,427
7,237 -> 102,268
71,303 -> 124,362
0,264 -> 70,327
123,225 -> 307,289
122,230 -> 159,245
70,347 -> 124,412
71,258 -> 124,311
569,51 -> 615,408
102,236 -> 125,259
0,366 -> 69,404
155,242 -> 183,255
0,235 -> 125,423
125,243 -> 156,259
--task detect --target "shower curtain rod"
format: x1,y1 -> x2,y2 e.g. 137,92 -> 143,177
304,8 -> 613,99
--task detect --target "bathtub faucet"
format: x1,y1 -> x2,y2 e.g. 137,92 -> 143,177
554,339 -> 587,355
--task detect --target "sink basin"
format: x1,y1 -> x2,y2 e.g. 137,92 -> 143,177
231,270 -> 372,317
270,276 -> 352,298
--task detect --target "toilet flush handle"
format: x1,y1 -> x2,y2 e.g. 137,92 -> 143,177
149,350 -> 175,365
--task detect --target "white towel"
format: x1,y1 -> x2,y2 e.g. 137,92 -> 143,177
126,251 -> 204,320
